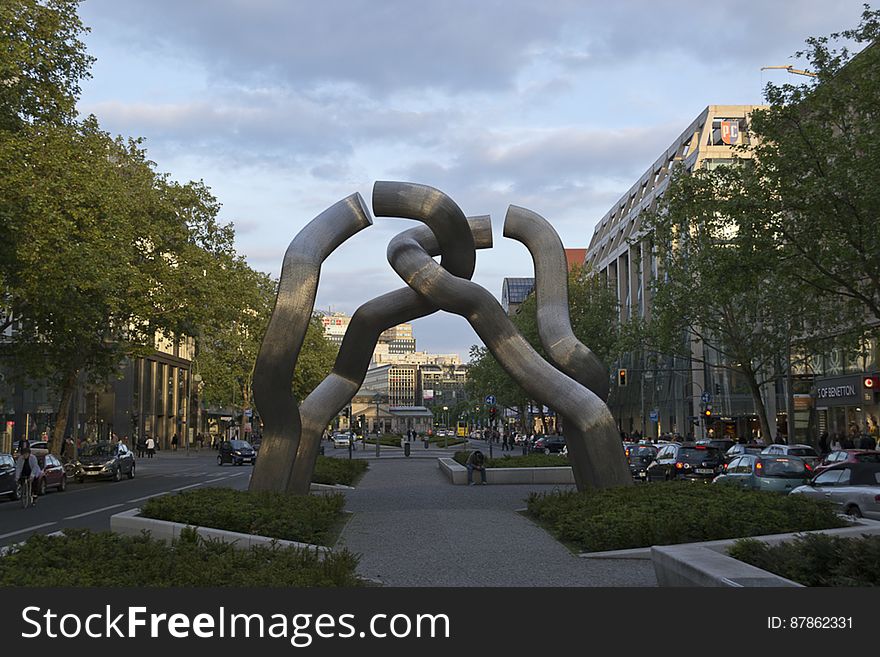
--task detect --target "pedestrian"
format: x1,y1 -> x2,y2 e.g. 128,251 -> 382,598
818,431 -> 830,456
841,433 -> 855,450
171,433 -> 179,451
145,435 -> 156,459
831,433 -> 843,451
858,432 -> 876,450
466,449 -> 487,485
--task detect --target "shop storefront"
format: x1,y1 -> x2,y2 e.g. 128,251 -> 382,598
812,374 -> 880,439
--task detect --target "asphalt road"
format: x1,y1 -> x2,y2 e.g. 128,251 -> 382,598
0,450 -> 251,549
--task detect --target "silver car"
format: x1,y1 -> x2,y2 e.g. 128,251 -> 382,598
760,443 -> 820,467
332,433 -> 351,448
790,463 -> 880,519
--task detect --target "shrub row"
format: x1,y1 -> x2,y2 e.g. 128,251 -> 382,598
312,455 -> 368,486
0,529 -> 363,587
729,534 -> 880,586
452,451 -> 569,468
141,487 -> 346,545
526,482 -> 847,553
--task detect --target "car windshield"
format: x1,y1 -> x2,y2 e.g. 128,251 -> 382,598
230,440 -> 251,449
758,458 -> 808,478
678,447 -> 721,462
627,447 -> 657,461
80,444 -> 114,457
788,447 -> 817,457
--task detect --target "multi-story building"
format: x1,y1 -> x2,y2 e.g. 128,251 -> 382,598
585,105 -> 769,441
501,278 -> 535,316
321,312 -> 416,355
418,363 -> 469,409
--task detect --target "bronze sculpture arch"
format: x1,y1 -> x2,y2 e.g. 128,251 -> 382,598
249,182 -> 632,493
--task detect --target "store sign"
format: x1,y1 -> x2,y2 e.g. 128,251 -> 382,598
814,375 -> 862,405
721,120 -> 739,145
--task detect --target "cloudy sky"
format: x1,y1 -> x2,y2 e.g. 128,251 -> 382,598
76,0 -> 869,359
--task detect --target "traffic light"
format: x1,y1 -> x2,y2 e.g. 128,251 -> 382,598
704,408 -> 712,418
618,369 -> 627,386
489,406 -> 497,419
714,383 -> 722,395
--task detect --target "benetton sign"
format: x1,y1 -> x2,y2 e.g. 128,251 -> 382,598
816,384 -> 856,399
814,375 -> 862,406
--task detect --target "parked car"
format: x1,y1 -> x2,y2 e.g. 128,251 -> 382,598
790,463 -> 880,519
531,435 -> 566,454
218,439 -> 256,465
713,454 -> 812,492
0,453 -> 19,500
35,453 -> 67,494
760,444 -> 820,467
645,443 -> 724,481
813,450 -> 880,476
332,433 -> 352,448
74,441 -> 136,482
626,444 -> 658,480
724,443 -> 764,463
697,438 -> 736,454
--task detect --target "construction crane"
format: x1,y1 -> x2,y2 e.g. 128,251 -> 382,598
760,65 -> 818,78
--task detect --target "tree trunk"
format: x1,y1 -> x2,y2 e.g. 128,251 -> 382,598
240,382 -> 250,439
50,369 -> 79,456
744,372 -> 773,444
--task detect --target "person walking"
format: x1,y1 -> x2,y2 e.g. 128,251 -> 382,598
145,435 -> 156,459
171,433 -> 179,451
858,432 -> 877,450
818,431 -> 830,456
136,436 -> 146,458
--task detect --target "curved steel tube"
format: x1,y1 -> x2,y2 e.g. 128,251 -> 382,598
285,181 -> 486,492
387,228 -> 632,490
249,193 -> 373,492
503,205 -> 610,401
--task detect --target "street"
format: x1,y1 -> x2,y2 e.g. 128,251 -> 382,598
0,451 -> 251,550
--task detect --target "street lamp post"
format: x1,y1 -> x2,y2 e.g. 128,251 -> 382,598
373,393 -> 383,458
443,405 -> 448,448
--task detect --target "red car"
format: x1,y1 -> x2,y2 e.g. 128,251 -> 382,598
35,453 -> 68,494
813,449 -> 880,476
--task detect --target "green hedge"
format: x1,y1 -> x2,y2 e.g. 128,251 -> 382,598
363,435 -> 404,447
141,488 -> 346,545
312,455 -> 368,485
0,529 -> 362,587
729,534 -> 880,586
526,482 -> 847,553
453,450 -> 569,468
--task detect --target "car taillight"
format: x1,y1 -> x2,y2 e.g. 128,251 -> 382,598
723,463 -> 729,470
675,462 -> 683,469
804,463 -> 812,471
875,495 -> 880,503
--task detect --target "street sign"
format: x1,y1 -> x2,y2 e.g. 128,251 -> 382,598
649,409 -> 659,422
485,395 -> 496,405
700,392 -> 711,403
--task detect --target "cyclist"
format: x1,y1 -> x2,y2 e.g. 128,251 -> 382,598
14,444 -> 42,505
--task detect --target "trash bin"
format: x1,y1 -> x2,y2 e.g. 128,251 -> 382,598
404,442 -> 411,457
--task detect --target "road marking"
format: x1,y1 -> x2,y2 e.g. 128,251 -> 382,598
171,482 -> 207,492
126,492 -> 165,504
64,504 -> 123,520
0,522 -> 57,541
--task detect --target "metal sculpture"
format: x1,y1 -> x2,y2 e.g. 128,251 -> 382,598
249,182 -> 632,494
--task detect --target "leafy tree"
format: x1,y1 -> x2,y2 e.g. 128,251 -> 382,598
0,118 -> 237,453
637,163 -> 837,441
749,7 -> 880,339
0,0 -> 93,130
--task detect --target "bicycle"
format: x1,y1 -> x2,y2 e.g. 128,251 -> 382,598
18,476 -> 34,509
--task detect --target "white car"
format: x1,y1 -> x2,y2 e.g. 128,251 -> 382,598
332,433 -> 351,448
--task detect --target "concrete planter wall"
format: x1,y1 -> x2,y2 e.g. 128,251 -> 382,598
438,457 -> 575,485
650,519 -> 880,587
110,507 -> 330,556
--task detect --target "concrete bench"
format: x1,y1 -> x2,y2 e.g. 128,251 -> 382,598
438,458 -> 575,485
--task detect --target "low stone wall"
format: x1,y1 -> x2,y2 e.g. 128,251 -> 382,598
651,518 -> 880,587
110,507 -> 330,555
438,457 -> 575,485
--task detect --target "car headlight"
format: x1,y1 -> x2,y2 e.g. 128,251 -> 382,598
233,450 -> 241,455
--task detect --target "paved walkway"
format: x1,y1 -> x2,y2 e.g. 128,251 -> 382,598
336,457 -> 657,586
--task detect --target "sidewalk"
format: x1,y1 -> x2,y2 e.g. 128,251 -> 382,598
336,457 -> 657,586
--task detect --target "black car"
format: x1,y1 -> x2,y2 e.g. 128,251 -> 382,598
531,435 -> 566,454
645,443 -> 725,481
626,444 -> 658,480
218,439 -> 256,465
74,441 -> 136,482
0,453 -> 20,500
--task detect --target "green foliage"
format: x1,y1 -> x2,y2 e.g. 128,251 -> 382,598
141,487 -> 346,546
729,534 -> 880,586
749,8 -> 880,332
363,435 -> 406,447
0,0 -> 93,130
312,455 -> 368,486
0,529 -> 363,587
452,450 -> 569,468
526,482 -> 846,552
